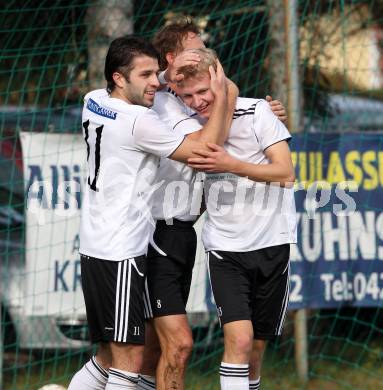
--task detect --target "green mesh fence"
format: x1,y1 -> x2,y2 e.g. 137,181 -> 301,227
1,1 -> 383,389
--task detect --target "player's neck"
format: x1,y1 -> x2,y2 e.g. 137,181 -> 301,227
110,89 -> 132,105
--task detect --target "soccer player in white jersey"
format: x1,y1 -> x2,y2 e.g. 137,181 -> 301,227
174,48 -> 297,390
67,35 -> 232,390
137,21 -> 288,390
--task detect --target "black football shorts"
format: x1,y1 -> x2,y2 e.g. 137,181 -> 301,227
145,219 -> 197,318
81,254 -> 146,344
207,244 -> 290,340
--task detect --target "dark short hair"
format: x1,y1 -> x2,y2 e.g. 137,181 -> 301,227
152,18 -> 200,70
104,35 -> 159,93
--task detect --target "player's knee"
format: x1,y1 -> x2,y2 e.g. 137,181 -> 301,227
227,333 -> 253,356
175,333 -> 193,359
180,334 -> 193,358
167,333 -> 193,365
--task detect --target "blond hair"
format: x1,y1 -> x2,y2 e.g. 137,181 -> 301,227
178,48 -> 217,82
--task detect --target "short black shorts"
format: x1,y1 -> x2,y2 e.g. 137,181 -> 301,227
145,219 -> 197,318
81,254 -> 146,344
207,244 -> 290,340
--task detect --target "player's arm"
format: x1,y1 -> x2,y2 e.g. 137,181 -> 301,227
221,77 -> 238,144
168,137 -> 217,163
187,141 -> 295,186
133,102 -> 225,165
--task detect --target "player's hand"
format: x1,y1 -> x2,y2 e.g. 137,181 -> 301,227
210,60 -> 227,99
266,95 -> 287,123
166,50 -> 201,83
188,143 -> 236,173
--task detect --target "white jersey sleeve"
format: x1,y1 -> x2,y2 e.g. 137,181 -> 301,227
202,97 -> 297,252
133,109 -> 185,158
253,100 -> 291,151
153,90 -> 202,135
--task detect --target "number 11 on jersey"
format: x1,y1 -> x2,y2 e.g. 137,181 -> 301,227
83,120 -> 104,192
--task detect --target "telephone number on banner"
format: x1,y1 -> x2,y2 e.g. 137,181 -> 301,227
289,272 -> 383,306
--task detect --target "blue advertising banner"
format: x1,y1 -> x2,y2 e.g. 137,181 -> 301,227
288,133 -> 383,309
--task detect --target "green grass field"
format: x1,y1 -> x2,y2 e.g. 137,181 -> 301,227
3,345 -> 383,390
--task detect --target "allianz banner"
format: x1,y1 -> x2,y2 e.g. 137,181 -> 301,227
289,133 -> 383,309
21,132 -> 87,316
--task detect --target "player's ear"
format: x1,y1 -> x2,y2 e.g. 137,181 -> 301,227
166,52 -> 175,65
112,72 -> 126,88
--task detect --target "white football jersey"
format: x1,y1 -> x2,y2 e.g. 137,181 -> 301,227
202,97 -> 297,252
79,89 -> 184,261
151,89 -> 204,222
